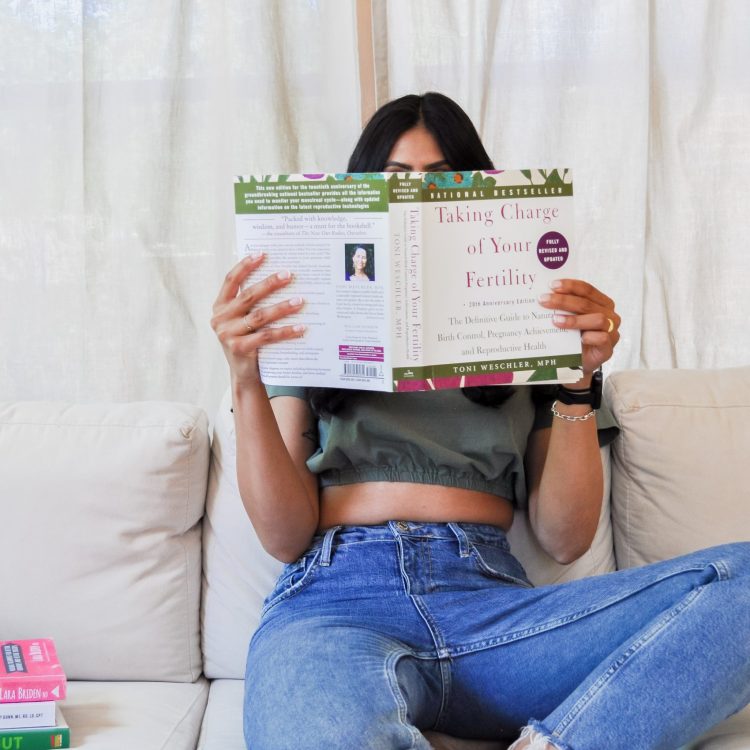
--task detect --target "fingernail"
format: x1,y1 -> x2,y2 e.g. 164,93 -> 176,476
292,324 -> 306,333
538,293 -> 552,303
289,296 -> 304,306
553,314 -> 567,325
276,270 -> 291,280
550,280 -> 562,290
249,251 -> 264,261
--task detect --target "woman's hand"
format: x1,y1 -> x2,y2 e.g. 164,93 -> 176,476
210,253 -> 306,385
539,279 -> 620,380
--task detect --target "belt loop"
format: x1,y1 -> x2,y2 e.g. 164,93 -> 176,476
319,525 -> 342,567
448,522 -> 470,558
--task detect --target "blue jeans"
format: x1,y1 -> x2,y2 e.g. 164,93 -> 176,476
243,522 -> 750,750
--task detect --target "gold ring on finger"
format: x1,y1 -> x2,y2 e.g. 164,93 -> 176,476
606,317 -> 615,334
243,314 -> 255,334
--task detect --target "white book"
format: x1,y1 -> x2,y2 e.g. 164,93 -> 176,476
0,699 -> 56,729
234,168 -> 580,392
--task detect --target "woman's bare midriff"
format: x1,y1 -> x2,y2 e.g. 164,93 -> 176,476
318,482 -> 515,532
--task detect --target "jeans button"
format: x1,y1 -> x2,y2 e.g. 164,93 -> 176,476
396,521 -> 409,531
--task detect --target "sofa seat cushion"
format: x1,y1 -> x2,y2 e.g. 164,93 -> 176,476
200,679 -> 750,749
196,679 -> 243,749
684,705 -> 750,749
0,400 -> 209,681
61,679 -> 208,750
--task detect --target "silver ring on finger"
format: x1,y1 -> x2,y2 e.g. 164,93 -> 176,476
243,314 -> 255,334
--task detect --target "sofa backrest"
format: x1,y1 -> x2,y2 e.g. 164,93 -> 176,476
507,445 -> 615,583
605,366 -> 750,568
201,389 -> 616,680
0,401 -> 209,682
201,390 -> 283,680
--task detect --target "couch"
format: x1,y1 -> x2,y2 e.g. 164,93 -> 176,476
1,366 -> 748,750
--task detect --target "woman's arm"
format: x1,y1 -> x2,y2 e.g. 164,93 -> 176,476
212,255 -> 320,563
525,391 -> 603,564
525,279 -> 620,564
232,384 -> 319,563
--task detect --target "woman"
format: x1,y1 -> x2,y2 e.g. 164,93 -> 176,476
348,245 -> 372,281
211,93 -> 750,750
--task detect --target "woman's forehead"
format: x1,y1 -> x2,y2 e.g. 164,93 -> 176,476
385,125 -> 448,171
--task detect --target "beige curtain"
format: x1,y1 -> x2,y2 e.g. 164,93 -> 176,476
0,0 -> 363,411
1,0 -> 748,413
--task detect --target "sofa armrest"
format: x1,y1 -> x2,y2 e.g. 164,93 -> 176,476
0,400 -> 209,682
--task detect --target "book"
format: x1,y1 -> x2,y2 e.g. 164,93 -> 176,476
0,705 -> 69,749
0,700 -> 55,729
234,168 -> 580,392
0,641 -> 66,704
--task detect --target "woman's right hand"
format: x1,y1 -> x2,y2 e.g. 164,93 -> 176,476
210,252 -> 306,385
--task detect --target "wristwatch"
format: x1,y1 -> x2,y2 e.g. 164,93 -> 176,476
556,369 -> 603,409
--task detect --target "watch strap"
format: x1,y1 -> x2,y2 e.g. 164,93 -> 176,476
556,369 -> 603,409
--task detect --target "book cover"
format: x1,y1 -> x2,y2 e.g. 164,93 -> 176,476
0,641 -> 67,704
0,706 -> 70,749
0,699 -> 56,729
234,169 -> 581,391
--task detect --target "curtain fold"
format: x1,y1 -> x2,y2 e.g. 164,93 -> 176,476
642,0 -> 750,368
378,0 -> 653,374
1,1 -> 747,412
0,0 -> 362,411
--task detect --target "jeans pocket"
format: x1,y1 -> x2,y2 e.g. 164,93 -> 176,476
469,541 -> 533,588
261,548 -> 322,616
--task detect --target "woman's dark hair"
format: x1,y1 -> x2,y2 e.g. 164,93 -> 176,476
346,92 -> 494,173
310,92 -> 553,416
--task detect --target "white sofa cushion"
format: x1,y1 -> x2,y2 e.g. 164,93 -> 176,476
684,706 -> 750,749
196,679 -> 244,749
201,389 -> 616,680
508,446 -> 615,584
0,401 -> 208,682
201,390 -> 283,680
62,679 -> 208,749
605,367 -> 750,568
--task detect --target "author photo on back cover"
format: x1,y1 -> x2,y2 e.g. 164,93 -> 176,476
345,243 -> 375,282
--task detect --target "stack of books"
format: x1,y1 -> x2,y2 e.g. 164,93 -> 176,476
0,639 -> 69,748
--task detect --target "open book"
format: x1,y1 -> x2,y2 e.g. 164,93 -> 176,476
234,169 -> 580,392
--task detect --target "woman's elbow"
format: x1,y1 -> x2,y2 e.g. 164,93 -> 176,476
531,513 -> 598,565
549,540 -> 591,565
262,536 -> 312,564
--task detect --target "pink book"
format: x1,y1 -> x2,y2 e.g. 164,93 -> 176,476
0,639 -> 67,703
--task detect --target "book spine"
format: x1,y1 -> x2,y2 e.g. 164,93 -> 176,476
0,725 -> 70,749
414,192 -> 426,380
0,677 -> 67,704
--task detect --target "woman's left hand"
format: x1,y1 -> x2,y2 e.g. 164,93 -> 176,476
539,279 -> 620,379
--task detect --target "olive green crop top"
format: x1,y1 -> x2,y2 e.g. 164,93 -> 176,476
265,385 -> 619,509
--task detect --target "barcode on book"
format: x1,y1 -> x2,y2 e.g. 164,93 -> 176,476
343,363 -> 379,378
